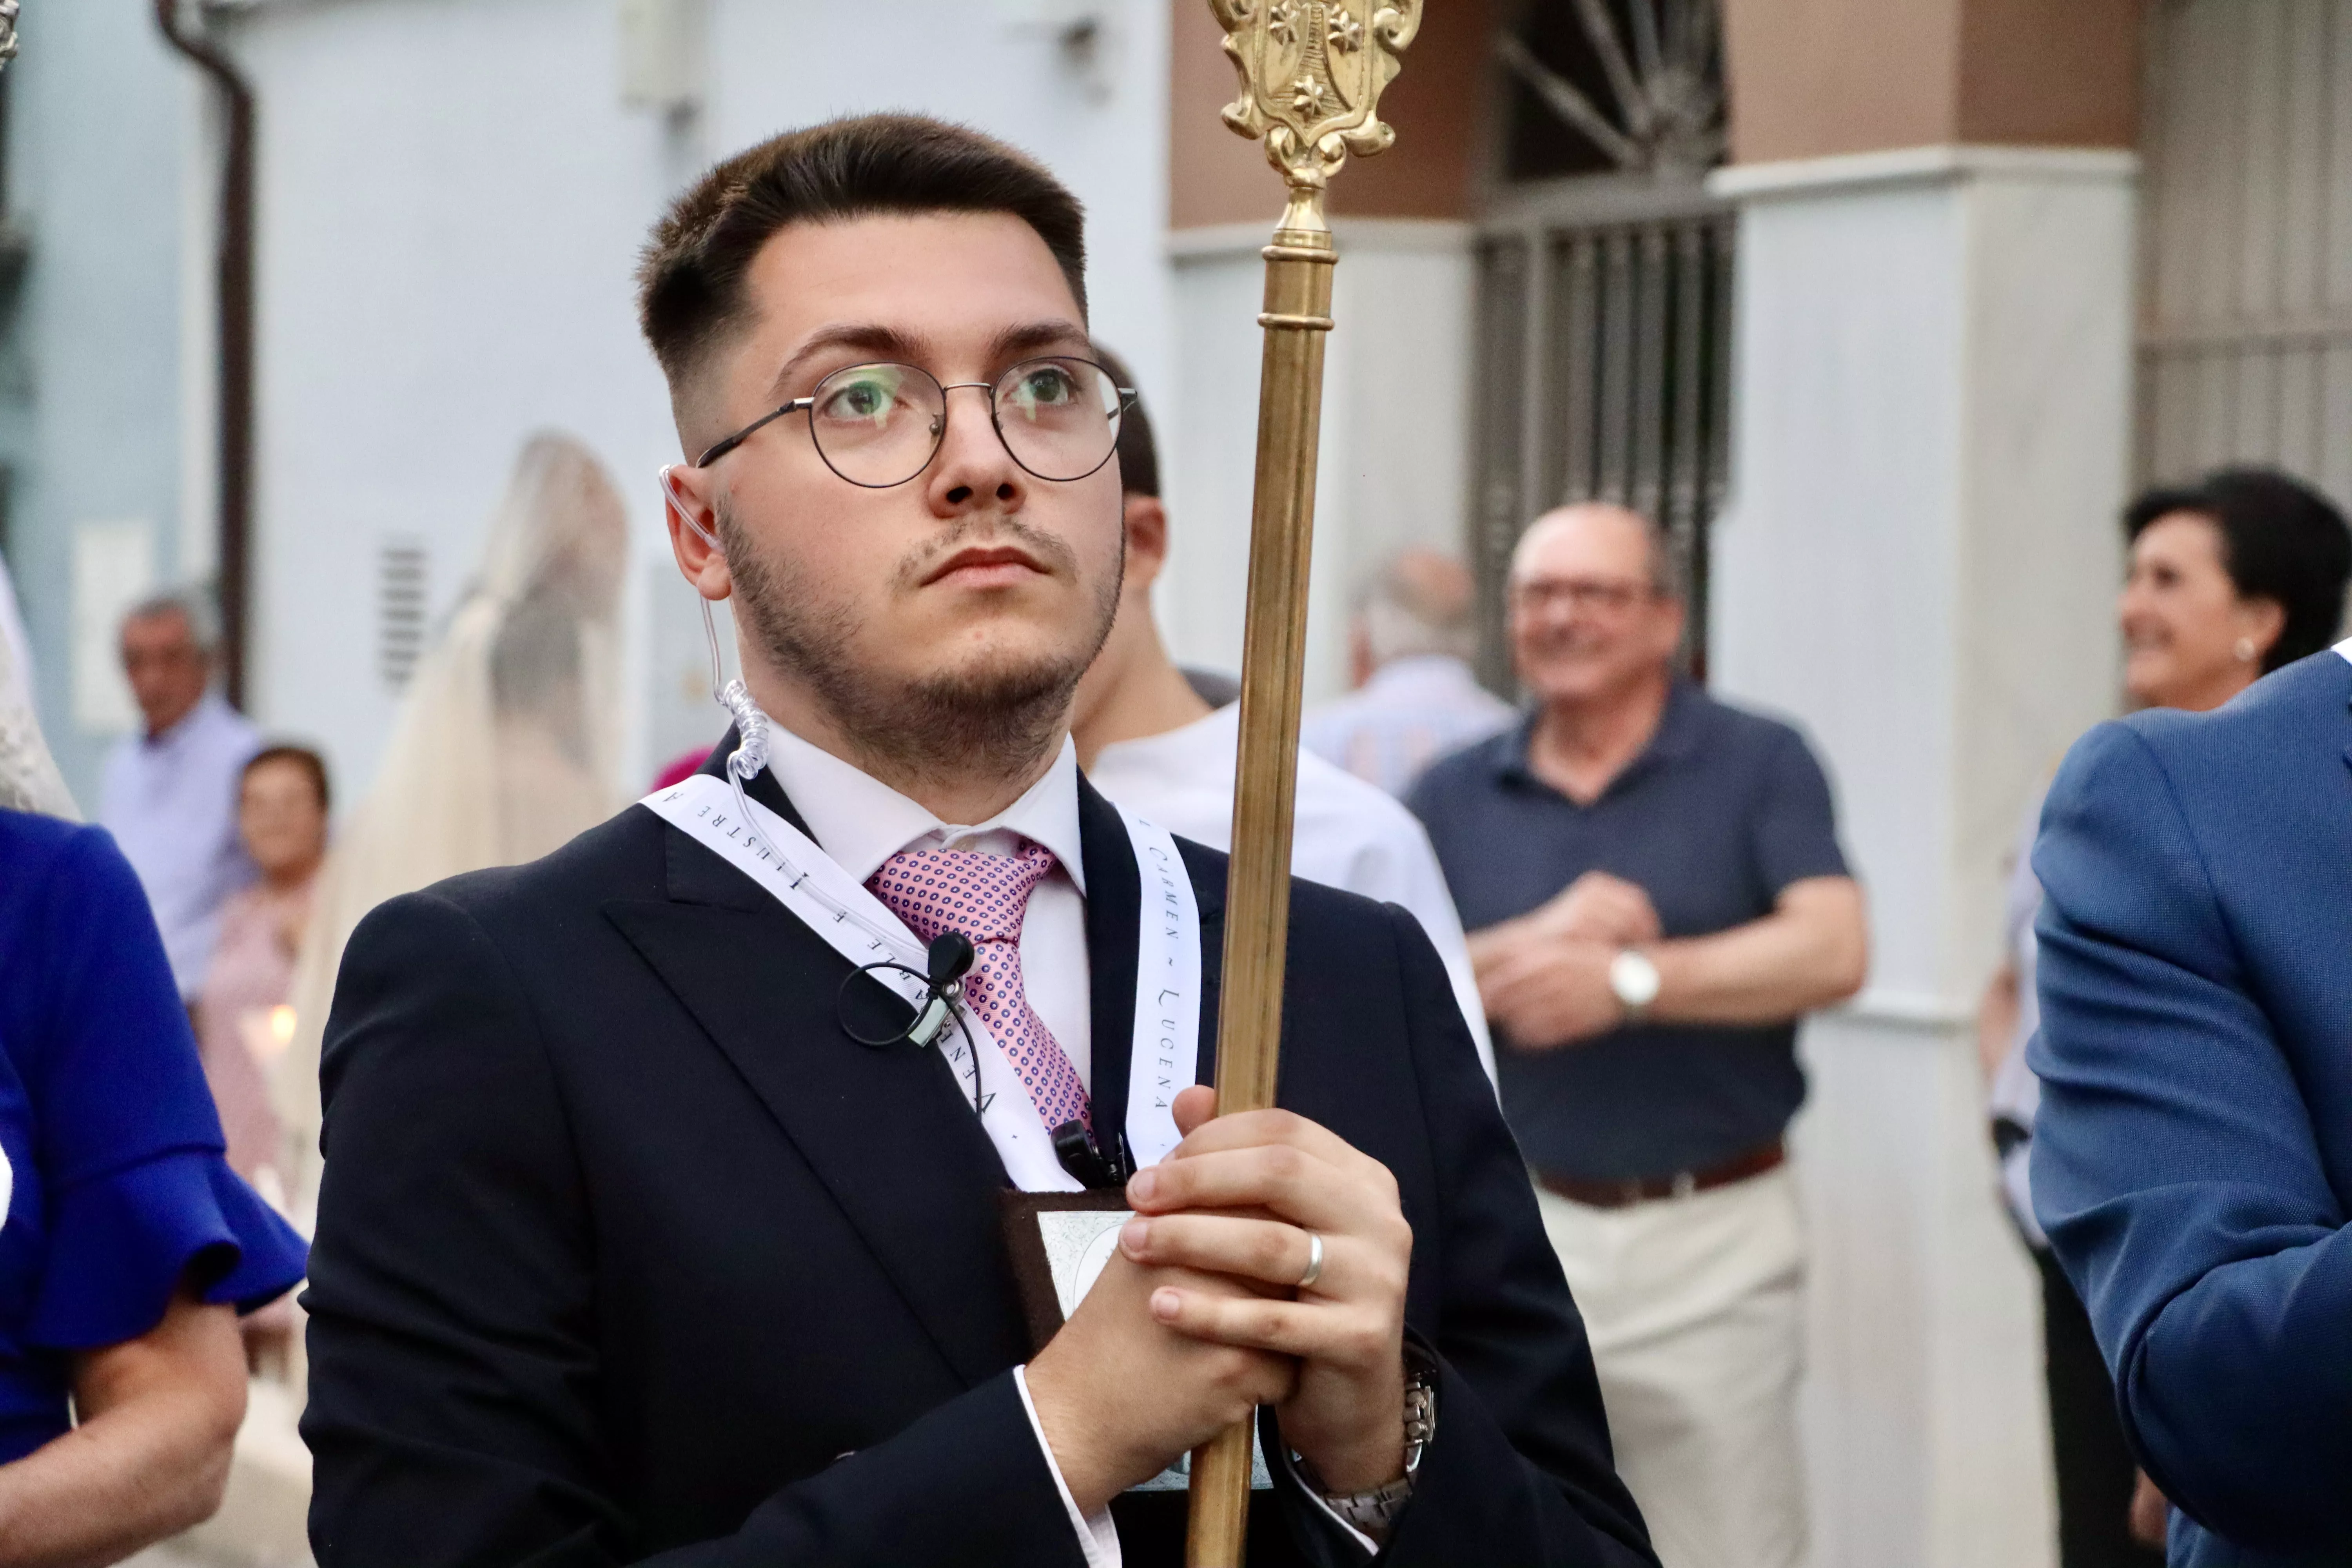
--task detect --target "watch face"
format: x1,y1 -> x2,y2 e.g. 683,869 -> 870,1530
1611,950 -> 1661,1009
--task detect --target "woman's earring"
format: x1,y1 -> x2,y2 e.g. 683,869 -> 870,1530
2233,636 -> 2258,663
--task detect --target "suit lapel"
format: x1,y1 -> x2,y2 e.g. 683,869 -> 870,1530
1077,777 -> 1140,1162
604,763 -> 1031,1387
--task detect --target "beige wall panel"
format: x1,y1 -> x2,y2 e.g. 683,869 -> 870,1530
1956,0 -> 2140,147
1166,0 -> 1490,229
1722,0 -> 1964,163
1724,0 -> 2136,164
1168,0 -> 1287,230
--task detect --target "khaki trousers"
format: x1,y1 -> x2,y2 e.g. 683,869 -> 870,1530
1535,1165 -> 1807,1568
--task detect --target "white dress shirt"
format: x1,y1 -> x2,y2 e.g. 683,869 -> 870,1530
760,720 -> 1120,1564
764,721 -> 1092,1080
1300,654 -> 1518,799
1087,702 -> 1498,1085
99,690 -> 260,996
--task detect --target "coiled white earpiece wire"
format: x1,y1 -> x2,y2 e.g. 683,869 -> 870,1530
660,466 -> 930,975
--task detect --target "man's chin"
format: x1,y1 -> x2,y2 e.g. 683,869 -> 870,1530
909,639 -> 1089,712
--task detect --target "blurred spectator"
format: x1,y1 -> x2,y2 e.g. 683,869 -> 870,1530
1302,548 -> 1516,795
98,591 -> 259,998
196,746 -> 330,1201
0,605 -> 307,1561
1070,351 -> 1496,1081
1982,468 -> 2352,1565
1409,502 -> 1866,1568
277,432 -> 628,1223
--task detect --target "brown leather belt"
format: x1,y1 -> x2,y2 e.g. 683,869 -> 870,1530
1536,1140 -> 1787,1210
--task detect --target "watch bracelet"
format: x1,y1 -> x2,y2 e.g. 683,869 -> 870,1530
1303,1346 -> 1439,1532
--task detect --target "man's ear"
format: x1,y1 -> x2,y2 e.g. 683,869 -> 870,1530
1122,494 -> 1170,595
662,465 -> 732,602
1654,592 -> 1689,657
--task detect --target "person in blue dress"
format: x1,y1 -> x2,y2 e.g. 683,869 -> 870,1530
0,622 -> 307,1562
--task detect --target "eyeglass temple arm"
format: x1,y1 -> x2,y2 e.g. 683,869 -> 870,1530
693,398 -> 811,469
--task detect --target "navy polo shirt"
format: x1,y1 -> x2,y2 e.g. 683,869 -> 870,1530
1407,681 -> 1850,1183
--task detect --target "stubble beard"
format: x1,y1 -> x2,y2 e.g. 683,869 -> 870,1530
720,500 -> 1122,798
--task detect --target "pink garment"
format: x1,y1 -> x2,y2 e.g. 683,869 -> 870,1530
651,749 -> 707,792
194,877 -> 312,1184
866,842 -> 1091,1135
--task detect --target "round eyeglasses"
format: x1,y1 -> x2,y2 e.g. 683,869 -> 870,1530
692,356 -> 1137,488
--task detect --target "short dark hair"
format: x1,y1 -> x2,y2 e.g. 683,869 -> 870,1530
243,744 -> 330,814
1092,345 -> 1158,499
637,115 -> 1089,395
2124,467 -> 2352,672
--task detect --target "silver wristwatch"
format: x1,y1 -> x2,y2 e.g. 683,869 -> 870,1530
1608,947 -> 1661,1020
1310,1351 -> 1438,1535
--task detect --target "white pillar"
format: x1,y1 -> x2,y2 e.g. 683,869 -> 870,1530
1162,220 -> 1474,700
1706,146 -> 2137,1568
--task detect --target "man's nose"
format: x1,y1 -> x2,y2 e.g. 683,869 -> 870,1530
928,383 -> 1027,511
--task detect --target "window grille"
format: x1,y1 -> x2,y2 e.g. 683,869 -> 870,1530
1472,2 -> 1733,688
2136,0 -> 2352,514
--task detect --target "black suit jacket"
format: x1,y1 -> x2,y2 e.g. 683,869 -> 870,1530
303,746 -> 1654,1567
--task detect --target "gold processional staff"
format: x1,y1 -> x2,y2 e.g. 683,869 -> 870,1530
1188,2 -> 1421,1563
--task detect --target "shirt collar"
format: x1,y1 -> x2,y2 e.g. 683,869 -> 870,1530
142,690 -> 225,753
1500,677 -> 1704,797
759,714 -> 1087,895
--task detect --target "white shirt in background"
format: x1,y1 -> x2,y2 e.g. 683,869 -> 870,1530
1300,654 -> 1518,799
99,690 -> 260,996
1988,781 -> 2051,1249
1087,701 -> 1499,1085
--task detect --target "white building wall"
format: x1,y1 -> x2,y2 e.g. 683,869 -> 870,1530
1164,221 -> 1474,700
1708,146 -> 2136,1568
228,0 -> 1172,800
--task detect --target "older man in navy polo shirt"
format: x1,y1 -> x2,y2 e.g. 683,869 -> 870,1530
1409,503 -> 1867,1568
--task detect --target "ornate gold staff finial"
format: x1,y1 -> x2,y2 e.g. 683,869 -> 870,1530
0,0 -> 22,69
1185,4 -> 1418,1565
1212,0 -> 1423,234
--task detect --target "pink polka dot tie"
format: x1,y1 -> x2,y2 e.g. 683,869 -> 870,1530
866,842 -> 1091,1136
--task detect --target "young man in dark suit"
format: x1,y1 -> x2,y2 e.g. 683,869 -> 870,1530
301,114 -> 1652,1568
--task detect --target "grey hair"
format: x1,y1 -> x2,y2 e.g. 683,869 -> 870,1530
121,587 -> 222,654
1357,548 -> 1480,665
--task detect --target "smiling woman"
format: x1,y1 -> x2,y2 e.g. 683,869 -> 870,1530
2117,468 -> 2352,713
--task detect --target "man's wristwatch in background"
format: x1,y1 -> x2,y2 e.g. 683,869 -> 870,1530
1608,947 -> 1661,1020
1305,1347 -> 1438,1536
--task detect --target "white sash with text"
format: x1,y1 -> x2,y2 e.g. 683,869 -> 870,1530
641,773 -> 1198,1191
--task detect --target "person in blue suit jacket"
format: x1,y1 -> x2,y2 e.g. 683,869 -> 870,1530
2031,640 -> 2352,1567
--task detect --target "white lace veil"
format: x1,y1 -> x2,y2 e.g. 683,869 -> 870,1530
0,555 -> 78,820
276,432 -> 628,1218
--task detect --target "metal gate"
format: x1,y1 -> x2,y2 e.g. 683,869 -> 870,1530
1469,188 -> 1735,688
2136,0 -> 2352,511
1470,1 -> 1733,688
